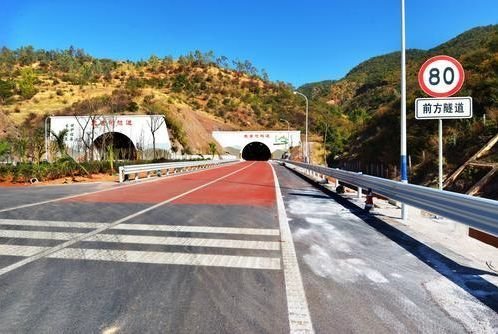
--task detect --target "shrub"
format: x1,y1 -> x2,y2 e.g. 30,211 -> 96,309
56,89 -> 64,96
0,165 -> 9,181
127,101 -> 139,112
0,79 -> 15,101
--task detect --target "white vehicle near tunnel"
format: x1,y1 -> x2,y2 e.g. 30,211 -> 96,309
212,130 -> 301,160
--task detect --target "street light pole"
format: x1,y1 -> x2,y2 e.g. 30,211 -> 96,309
400,0 -> 408,221
279,118 -> 290,153
293,91 -> 309,163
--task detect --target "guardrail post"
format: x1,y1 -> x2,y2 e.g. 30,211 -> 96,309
118,166 -> 124,183
357,172 -> 363,199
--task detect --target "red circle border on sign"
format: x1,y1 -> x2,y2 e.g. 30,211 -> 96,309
418,55 -> 465,97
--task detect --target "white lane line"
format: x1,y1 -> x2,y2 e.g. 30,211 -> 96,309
0,162 -> 254,277
0,161 -> 242,213
0,219 -> 279,236
0,230 -> 280,251
0,245 -> 47,257
0,219 -> 109,229
112,224 -> 280,236
87,234 -> 280,250
270,162 -> 314,334
0,245 -> 281,270
0,230 -> 82,240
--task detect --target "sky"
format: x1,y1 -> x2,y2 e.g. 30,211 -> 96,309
1,0 -> 497,86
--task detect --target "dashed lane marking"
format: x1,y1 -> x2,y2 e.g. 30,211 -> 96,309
0,245 -> 281,270
0,230 -> 280,250
270,162 -> 314,333
0,162 -> 254,277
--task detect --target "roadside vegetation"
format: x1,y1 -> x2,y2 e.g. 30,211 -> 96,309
1,25 -> 497,192
302,25 -> 498,189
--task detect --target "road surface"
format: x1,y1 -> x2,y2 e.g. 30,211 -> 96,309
0,161 -> 496,333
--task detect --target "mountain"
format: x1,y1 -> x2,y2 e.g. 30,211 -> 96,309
0,48 -> 310,154
299,24 -> 498,189
1,24 -> 497,190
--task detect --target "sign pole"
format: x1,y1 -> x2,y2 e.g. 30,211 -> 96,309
400,0 -> 408,222
438,119 -> 443,190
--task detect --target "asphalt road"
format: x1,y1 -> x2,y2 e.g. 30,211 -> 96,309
0,161 -> 496,333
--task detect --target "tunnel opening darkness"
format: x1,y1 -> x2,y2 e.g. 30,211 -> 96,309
94,132 -> 137,160
242,142 -> 271,161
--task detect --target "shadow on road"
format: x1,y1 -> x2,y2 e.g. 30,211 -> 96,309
286,166 -> 498,312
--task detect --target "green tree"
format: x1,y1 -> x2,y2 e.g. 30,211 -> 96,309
0,79 -> 15,102
30,128 -> 46,164
208,142 -> 217,158
14,135 -> 28,163
148,54 -> 160,72
0,140 -> 10,160
51,128 -> 69,158
17,67 -> 38,99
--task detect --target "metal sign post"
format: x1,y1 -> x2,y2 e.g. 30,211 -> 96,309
400,0 -> 408,221
417,55 -> 470,190
438,119 -> 443,190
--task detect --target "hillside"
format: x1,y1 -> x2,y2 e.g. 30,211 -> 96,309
299,25 -> 498,192
1,24 -> 497,193
0,48 -> 318,155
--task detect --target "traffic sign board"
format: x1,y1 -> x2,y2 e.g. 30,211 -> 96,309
418,55 -> 465,97
415,97 -> 472,119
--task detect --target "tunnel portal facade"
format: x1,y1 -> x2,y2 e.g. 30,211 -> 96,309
212,130 -> 301,161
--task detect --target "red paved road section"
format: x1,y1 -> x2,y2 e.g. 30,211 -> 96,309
172,161 -> 275,207
63,162 -> 247,204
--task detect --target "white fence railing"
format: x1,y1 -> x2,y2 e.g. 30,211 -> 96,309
119,159 -> 238,183
279,160 -> 498,236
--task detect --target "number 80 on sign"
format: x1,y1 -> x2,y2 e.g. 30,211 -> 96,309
418,55 -> 465,98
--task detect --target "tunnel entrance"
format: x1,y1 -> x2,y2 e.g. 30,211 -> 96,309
94,132 -> 137,160
242,142 -> 271,161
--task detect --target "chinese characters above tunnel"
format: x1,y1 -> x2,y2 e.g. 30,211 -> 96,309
47,115 -> 171,161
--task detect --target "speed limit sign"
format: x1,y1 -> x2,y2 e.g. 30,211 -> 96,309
418,55 -> 465,97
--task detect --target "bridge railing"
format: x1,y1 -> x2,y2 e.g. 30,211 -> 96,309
278,160 -> 498,236
119,159 -> 239,183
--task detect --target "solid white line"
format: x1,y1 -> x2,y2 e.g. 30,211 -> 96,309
0,245 -> 281,270
87,234 -> 280,250
270,162 -> 314,333
0,230 -> 83,240
0,219 -> 279,236
112,224 -> 280,236
0,229 -> 279,251
0,219 -> 109,229
0,161 -> 242,213
0,245 -> 47,257
0,162 -> 254,277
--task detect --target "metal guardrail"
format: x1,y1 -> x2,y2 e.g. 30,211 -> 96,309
279,160 -> 498,236
119,159 -> 238,183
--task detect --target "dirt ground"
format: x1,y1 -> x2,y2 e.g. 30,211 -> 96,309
0,173 -> 117,187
